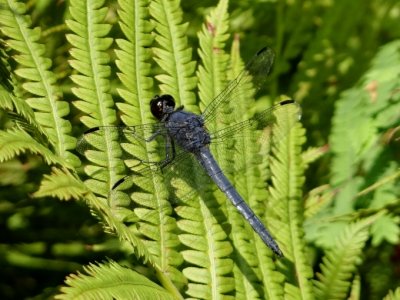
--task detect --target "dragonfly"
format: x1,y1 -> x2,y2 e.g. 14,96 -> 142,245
77,47 -> 301,257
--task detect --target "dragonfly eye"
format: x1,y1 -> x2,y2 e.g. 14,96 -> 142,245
150,94 -> 176,120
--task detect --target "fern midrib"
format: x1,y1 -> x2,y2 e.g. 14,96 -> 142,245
152,0 -> 192,108
13,3 -> 67,158
202,200 -> 222,299
285,127 -> 313,300
136,3 -> 170,270
85,2 -> 118,190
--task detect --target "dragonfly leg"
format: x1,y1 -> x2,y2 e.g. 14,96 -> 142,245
145,129 -> 162,142
137,133 -> 176,169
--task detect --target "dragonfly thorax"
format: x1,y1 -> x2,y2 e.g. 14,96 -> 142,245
166,110 -> 211,153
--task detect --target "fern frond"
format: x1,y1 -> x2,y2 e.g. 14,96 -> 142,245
114,0 -> 186,288
56,261 -> 175,300
329,40 -> 400,213
0,128 -> 63,164
383,287 -> 400,300
302,145 -> 328,168
0,40 -> 13,93
304,185 -> 335,219
173,1 -> 237,298
197,0 -> 230,112
115,0 -> 154,127
313,215 -> 378,300
348,274 -> 361,300
227,39 -> 284,299
149,0 -> 197,110
33,168 -> 87,201
66,0 -> 164,271
267,107 -> 313,298
0,0 -> 77,168
66,0 -> 121,194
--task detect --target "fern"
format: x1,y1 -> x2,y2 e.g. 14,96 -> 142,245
65,0 -> 173,275
66,0 -> 122,210
313,215 -> 379,300
348,274 -> 361,300
56,260 -> 175,300
170,1 -> 238,298
0,0 -> 77,168
0,128 -> 62,164
33,168 -> 88,201
115,0 -> 154,127
227,39 -> 285,299
149,0 -> 197,110
383,287 -> 400,300
328,40 -> 400,244
267,101 -> 312,299
115,0 -> 186,289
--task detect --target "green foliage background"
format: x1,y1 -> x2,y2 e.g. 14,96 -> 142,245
0,0 -> 399,299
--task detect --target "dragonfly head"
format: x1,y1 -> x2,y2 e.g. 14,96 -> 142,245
150,94 -> 176,120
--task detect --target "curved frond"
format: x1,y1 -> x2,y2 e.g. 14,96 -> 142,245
227,39 -> 284,299
329,40 -> 400,214
313,215 -> 378,300
0,0 -> 77,168
56,261 -> 175,300
149,0 -> 197,110
383,287 -> 400,300
197,0 -> 230,112
66,0 -> 120,199
0,41 -> 13,93
67,0 -> 162,271
114,0 -> 186,289
267,104 -> 313,298
0,128 -> 63,164
33,168 -> 87,201
115,0 -> 154,127
174,1 -> 236,298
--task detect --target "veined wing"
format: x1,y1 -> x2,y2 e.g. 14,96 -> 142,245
77,123 -> 207,195
76,123 -> 172,169
201,47 -> 275,129
209,99 -> 301,144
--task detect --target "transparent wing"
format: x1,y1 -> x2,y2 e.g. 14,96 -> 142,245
209,99 -> 301,144
202,46 -> 275,129
109,141 -> 212,219
76,122 -> 207,199
76,123 -> 174,167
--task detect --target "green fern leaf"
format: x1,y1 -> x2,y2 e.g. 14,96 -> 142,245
227,39 -> 285,299
313,215 -> 379,300
302,145 -> 328,167
56,261 -> 175,300
0,128 -> 62,164
383,287 -> 400,300
0,0 -> 78,168
197,0 -> 230,112
115,0 -> 154,126
66,0 -> 120,196
114,0 -> 187,289
267,104 -> 313,299
149,0 -> 197,110
172,1 -> 237,298
33,168 -> 88,201
0,40 -> 13,93
330,40 -> 400,214
66,0 -> 163,271
348,274 -> 361,300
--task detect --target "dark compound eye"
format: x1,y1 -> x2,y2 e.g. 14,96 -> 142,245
150,94 -> 176,120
